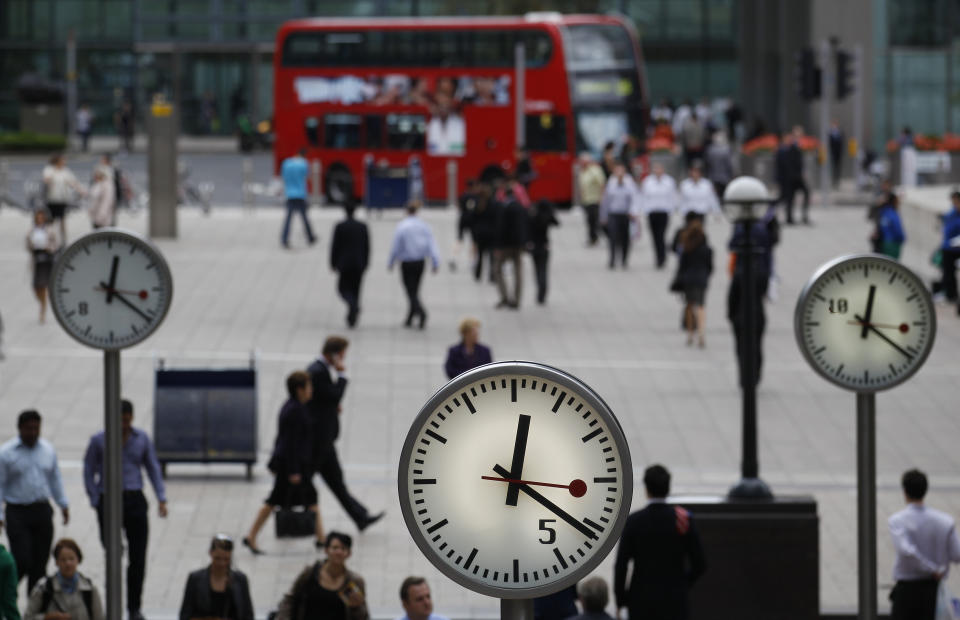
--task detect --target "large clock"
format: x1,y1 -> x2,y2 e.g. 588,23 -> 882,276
49,229 -> 173,351
398,362 -> 633,599
794,254 -> 936,392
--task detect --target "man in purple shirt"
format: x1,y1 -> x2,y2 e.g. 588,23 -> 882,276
83,399 -> 167,620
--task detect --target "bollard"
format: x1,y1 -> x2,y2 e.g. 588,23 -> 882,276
242,156 -> 253,209
311,159 -> 322,207
446,159 -> 457,208
148,95 -> 177,238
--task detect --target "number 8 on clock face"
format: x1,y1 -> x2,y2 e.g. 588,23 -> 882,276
398,362 -> 633,599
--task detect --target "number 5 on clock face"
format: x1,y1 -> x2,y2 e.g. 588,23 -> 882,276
398,362 -> 633,599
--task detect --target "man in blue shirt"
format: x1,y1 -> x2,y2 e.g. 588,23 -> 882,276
0,410 -> 69,595
281,147 -> 317,248
83,399 -> 167,620
388,202 -> 441,329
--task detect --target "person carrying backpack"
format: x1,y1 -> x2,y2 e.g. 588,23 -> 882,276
25,539 -> 103,620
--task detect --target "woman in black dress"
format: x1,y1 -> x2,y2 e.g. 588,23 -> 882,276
26,208 -> 60,324
276,532 -> 369,620
673,219 -> 713,348
179,535 -> 254,620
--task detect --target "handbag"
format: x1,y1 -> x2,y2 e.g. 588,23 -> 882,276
274,485 -> 315,538
936,581 -> 960,620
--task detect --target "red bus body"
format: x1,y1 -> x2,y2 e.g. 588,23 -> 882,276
273,14 -> 648,205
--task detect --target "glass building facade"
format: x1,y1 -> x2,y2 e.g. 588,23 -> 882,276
0,0 -> 739,135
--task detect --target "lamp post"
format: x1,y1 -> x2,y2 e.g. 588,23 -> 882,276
724,176 -> 773,500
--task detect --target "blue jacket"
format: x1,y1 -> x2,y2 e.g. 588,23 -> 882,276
878,205 -> 905,244
943,208 -> 960,249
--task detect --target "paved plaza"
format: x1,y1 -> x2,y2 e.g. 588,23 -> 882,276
2,194 -> 960,618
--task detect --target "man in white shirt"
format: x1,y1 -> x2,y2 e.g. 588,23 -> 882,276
638,162 -> 678,269
388,202 -> 441,328
397,577 -> 450,620
888,469 -> 960,619
679,164 -> 721,220
426,93 -> 465,157
600,164 -> 640,269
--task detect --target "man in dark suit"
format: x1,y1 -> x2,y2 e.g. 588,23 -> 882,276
782,125 -> 811,225
330,201 -> 369,328
614,464 -> 706,620
307,336 -> 384,532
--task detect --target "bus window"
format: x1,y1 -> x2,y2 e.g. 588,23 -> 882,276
365,115 -> 384,148
305,116 -> 320,146
525,113 -> 567,152
324,114 -> 362,149
386,114 -> 426,150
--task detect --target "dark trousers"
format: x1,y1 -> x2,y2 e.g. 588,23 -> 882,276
783,179 -> 810,223
531,247 -> 549,304
583,203 -> 600,244
79,130 -> 91,152
941,247 -> 959,301
6,502 -> 53,594
97,490 -> 149,614
495,247 -> 523,305
401,260 -> 426,324
281,198 -> 316,246
607,213 -> 631,268
473,243 -> 493,282
315,445 -> 369,527
648,211 -> 669,268
890,579 -> 938,620
337,267 -> 364,317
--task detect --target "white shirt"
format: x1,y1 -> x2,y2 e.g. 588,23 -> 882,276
88,178 -> 116,227
889,503 -> 960,581
427,114 -> 465,156
0,437 -> 69,522
388,215 -> 441,268
638,173 -> 679,214
600,175 -> 640,220
679,178 -> 720,216
42,165 -> 79,203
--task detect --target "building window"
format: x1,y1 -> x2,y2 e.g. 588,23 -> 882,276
889,0 -> 948,47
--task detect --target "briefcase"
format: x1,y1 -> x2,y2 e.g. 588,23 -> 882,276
275,507 -> 315,538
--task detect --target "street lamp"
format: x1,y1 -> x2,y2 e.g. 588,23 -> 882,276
723,176 -> 774,500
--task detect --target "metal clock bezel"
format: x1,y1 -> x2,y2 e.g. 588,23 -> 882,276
49,228 -> 174,351
398,361 -> 633,600
793,253 -> 936,393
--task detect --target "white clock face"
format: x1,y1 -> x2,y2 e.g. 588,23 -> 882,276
50,230 -> 173,350
399,362 -> 632,599
795,254 -> 936,392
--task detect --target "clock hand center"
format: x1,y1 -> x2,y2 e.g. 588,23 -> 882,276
860,285 -> 876,339
100,281 -> 152,322
853,314 -> 914,360
492,464 -> 597,540
481,475 -> 588,498
505,414 -> 531,507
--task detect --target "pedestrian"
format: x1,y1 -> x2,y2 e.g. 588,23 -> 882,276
614,464 -> 706,620
672,219 -> 713,348
568,577 -> 615,620
82,399 -> 167,620
495,173 -> 531,209
493,197 -> 528,309
470,183 -> 498,283
42,154 -> 84,243
280,147 -> 317,249
388,201 -> 440,329
330,201 -> 370,328
307,337 -> 385,532
0,410 -> 69,595
26,208 -> 60,324
704,131 -> 734,200
243,371 -> 323,554
96,153 -> 126,224
528,199 -> 559,305
578,153 -> 606,246
938,191 -> 960,314
638,162 -> 679,269
397,577 -> 449,620
727,216 -> 775,388
276,532 -> 369,620
867,178 -> 893,253
76,104 -> 94,153
444,318 -> 493,379
0,536 -> 17,620
600,164 -> 640,270
876,192 -> 906,260
650,99 -> 673,128
671,100 -> 693,140
828,120 -> 845,188
534,585 -> 577,620
600,141 -> 618,178
515,147 -> 537,191
86,169 -> 115,229
25,539 -> 103,620
888,469 -> 960,620
678,162 -> 721,222
782,126 -> 811,225
116,101 -> 134,153
452,179 -> 478,272
679,113 -> 706,171
179,534 -> 255,620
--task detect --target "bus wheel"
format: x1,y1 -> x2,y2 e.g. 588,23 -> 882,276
325,165 -> 353,205
479,165 -> 506,185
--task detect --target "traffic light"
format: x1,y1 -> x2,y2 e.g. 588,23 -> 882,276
836,49 -> 855,100
796,47 -> 821,100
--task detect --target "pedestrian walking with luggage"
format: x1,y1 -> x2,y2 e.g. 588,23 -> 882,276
26,208 -> 60,324
388,202 -> 440,329
600,164 -> 640,270
638,162 -> 678,269
244,371 -> 323,554
280,148 -> 317,249
25,539 -> 103,620
330,201 -> 369,328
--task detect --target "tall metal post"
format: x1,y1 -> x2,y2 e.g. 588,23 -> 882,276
819,39 -> 831,208
856,392 -> 878,620
514,43 -> 525,149
66,30 -> 77,143
446,160 -> 457,209
311,159 -> 322,207
501,598 -> 535,620
104,350 -> 123,619
853,45 -> 864,188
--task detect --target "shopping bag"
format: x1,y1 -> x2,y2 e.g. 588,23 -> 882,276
935,581 -> 960,620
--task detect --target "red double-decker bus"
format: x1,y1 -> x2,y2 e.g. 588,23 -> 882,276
273,13 -> 648,205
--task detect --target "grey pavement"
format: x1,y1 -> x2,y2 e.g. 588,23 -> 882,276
2,197 -> 960,618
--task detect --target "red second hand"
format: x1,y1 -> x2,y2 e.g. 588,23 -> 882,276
481,475 -> 587,498
95,286 -> 149,300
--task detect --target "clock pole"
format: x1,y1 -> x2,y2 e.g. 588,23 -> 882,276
855,392 -> 877,620
104,349 -> 124,620
501,598 -> 534,620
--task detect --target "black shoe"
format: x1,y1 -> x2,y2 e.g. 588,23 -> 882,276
347,308 -> 358,328
495,300 -> 509,309
130,612 -> 146,620
308,237 -> 317,246
418,311 -> 427,329
242,537 -> 265,555
358,511 -> 385,532
404,312 -> 414,328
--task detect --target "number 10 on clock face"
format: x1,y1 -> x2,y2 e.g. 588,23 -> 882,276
398,363 -> 633,598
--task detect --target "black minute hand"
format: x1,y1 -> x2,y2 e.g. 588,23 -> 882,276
100,281 -> 151,322
492,464 -> 597,540
853,314 -> 914,360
